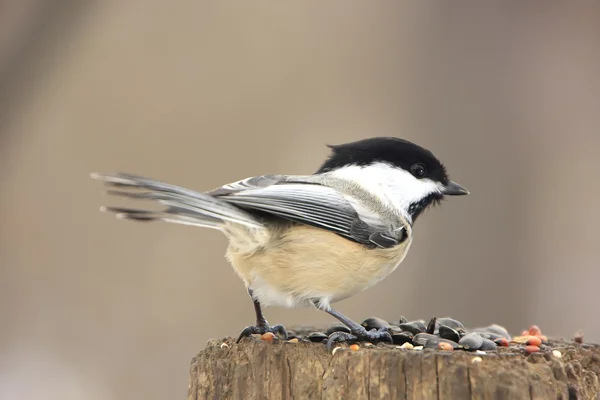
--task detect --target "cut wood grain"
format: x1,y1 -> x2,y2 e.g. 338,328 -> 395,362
189,336 -> 600,400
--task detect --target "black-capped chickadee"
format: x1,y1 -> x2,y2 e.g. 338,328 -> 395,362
91,137 -> 468,348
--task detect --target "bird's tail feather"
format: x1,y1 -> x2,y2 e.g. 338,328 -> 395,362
91,172 -> 262,230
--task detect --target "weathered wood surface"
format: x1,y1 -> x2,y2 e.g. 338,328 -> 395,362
189,336 -> 600,400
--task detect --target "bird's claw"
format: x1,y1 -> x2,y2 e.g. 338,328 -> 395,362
327,332 -> 358,350
236,324 -> 288,343
326,327 -> 392,351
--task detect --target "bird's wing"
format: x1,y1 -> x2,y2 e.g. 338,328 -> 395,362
211,175 -> 404,248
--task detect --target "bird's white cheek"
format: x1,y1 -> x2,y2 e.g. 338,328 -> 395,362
393,178 -> 439,203
328,162 -> 443,223
350,164 -> 440,208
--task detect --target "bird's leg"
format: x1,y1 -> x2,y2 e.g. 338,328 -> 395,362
324,307 -> 392,350
236,289 -> 288,342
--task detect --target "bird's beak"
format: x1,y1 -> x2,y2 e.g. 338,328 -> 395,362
442,180 -> 469,196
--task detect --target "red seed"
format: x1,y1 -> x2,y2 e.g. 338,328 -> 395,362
538,334 -> 548,343
261,332 -> 275,343
528,325 -> 542,336
521,330 -> 529,336
495,338 -> 509,347
350,344 -> 360,351
525,345 -> 540,354
526,336 -> 542,347
438,342 -> 454,351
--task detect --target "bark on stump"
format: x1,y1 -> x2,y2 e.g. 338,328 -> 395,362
189,336 -> 600,400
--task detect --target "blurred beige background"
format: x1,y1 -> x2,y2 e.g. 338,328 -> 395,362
1,2 -> 599,399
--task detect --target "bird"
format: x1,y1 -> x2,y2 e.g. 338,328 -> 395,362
91,137 -> 468,349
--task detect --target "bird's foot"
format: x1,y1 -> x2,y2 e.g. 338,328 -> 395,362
326,326 -> 392,351
236,323 -> 288,343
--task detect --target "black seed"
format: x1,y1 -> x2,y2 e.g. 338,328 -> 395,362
412,333 -> 436,346
361,317 -> 390,331
399,321 -> 427,335
472,331 -> 504,341
426,316 -> 437,334
391,331 -> 413,345
326,325 -> 351,336
480,337 -> 498,351
286,331 -> 298,340
436,317 -> 466,331
308,332 -> 328,342
438,325 -> 461,343
459,332 -> 484,350
414,333 -> 459,349
475,324 -> 511,341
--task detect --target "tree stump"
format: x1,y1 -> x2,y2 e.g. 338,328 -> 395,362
189,334 -> 600,400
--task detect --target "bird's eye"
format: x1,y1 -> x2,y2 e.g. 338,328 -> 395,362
410,163 -> 426,178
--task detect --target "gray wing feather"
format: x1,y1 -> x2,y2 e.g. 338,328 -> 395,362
213,178 -> 393,246
91,172 -> 262,228
92,172 -> 400,248
207,175 -> 287,196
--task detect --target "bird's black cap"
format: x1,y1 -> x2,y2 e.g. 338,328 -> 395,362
316,137 -> 450,186
317,137 -> 468,221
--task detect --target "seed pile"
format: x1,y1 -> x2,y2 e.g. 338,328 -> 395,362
263,316 -> 559,355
